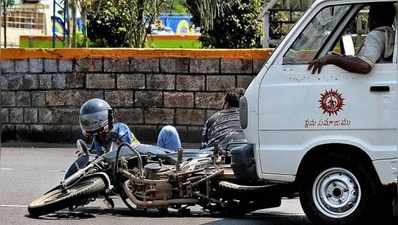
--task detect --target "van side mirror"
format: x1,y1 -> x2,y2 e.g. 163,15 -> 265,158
342,35 -> 355,56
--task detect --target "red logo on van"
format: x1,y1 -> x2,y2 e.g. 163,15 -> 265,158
319,89 -> 344,116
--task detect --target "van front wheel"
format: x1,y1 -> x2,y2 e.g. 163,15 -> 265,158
299,158 -> 377,225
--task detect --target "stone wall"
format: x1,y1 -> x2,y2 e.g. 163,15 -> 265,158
0,49 -> 270,143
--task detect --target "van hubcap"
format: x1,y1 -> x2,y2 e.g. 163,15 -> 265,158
312,167 -> 361,218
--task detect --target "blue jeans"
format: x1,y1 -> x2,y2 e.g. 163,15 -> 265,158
157,125 -> 181,151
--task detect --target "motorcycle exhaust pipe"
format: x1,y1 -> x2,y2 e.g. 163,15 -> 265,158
122,181 -> 198,208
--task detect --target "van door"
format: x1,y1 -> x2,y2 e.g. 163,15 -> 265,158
395,5 -> 398,189
257,3 -> 398,179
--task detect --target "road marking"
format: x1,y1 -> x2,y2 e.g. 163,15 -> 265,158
0,168 -> 65,173
47,169 -> 65,173
0,204 -> 26,208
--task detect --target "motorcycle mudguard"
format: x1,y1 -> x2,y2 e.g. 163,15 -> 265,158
43,185 -> 63,195
43,173 -> 111,196
84,172 -> 112,188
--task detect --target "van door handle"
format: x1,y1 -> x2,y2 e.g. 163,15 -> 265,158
370,86 -> 390,92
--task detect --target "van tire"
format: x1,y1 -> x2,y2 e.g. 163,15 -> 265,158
299,155 -> 379,225
375,185 -> 396,225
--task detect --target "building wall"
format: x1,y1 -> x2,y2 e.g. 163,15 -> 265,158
0,48 -> 271,143
1,27 -> 44,47
1,4 -> 48,47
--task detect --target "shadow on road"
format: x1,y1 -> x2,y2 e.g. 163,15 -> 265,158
25,206 -> 311,225
25,211 -> 95,220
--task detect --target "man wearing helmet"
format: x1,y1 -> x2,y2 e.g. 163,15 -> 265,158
79,98 -> 140,155
65,98 -> 182,178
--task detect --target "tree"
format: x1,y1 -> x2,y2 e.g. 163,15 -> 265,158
167,0 -> 188,14
1,0 -> 15,48
172,0 -> 188,14
6,0 -> 14,6
76,0 -> 96,47
69,0 -> 78,47
87,0 -> 171,47
186,0 -> 263,48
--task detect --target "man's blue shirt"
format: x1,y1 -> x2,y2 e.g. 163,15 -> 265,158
91,123 -> 140,155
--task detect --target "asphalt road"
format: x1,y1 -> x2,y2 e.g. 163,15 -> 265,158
0,147 -> 310,225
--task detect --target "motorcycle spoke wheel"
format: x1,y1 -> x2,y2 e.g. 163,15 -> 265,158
28,177 -> 106,217
121,196 -> 138,211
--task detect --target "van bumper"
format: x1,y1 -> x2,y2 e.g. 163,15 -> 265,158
393,181 -> 397,218
372,158 -> 397,185
373,158 -> 397,217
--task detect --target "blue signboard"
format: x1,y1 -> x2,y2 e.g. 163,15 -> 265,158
158,15 -> 198,34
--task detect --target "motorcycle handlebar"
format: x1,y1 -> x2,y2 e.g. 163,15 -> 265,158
113,143 -> 144,181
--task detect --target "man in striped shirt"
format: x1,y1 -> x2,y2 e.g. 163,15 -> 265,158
201,88 -> 247,150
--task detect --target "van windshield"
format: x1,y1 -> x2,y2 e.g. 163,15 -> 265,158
284,5 -> 351,64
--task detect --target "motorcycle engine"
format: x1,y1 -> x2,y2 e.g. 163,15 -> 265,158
144,163 -> 162,180
127,163 -> 172,202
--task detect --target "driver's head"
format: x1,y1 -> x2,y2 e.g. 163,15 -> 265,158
369,3 -> 396,30
223,88 -> 245,109
79,98 -> 113,138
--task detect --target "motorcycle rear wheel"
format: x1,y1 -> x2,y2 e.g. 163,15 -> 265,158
28,177 -> 106,217
121,195 -> 137,211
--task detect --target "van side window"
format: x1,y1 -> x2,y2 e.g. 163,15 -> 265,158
330,7 -> 370,56
331,5 -> 396,64
283,5 -> 351,64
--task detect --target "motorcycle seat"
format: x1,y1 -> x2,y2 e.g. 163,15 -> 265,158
135,144 -> 212,164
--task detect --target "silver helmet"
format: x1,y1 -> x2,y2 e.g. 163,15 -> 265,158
79,98 -> 112,135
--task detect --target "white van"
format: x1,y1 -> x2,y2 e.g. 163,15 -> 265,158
240,0 -> 398,224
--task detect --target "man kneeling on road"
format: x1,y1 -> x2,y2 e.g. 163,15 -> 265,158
201,88 -> 247,151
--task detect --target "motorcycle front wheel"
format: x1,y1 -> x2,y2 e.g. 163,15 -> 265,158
28,176 -> 106,217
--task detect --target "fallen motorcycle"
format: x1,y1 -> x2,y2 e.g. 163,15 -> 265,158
28,137 -> 286,217
27,139 -> 224,217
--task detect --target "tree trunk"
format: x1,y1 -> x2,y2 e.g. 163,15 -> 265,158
136,0 -> 145,48
82,11 -> 88,47
71,2 -> 77,47
3,0 -> 7,48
